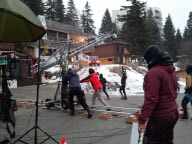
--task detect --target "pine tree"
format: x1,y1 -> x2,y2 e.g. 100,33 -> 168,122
81,11 -> 86,30
55,0 -> 66,23
183,12 -> 192,40
163,14 -> 176,59
65,0 -> 80,27
118,0 -> 146,55
146,8 -> 161,46
21,0 -> 29,6
45,0 -> 56,21
81,1 -> 95,34
99,9 -> 113,35
183,27 -> 190,39
112,21 -> 119,34
21,0 -> 45,16
175,29 -> 183,55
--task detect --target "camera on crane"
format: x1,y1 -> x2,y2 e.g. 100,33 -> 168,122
111,33 -> 117,40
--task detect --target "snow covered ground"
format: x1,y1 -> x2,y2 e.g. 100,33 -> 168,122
44,64 -> 185,98
79,65 -> 145,97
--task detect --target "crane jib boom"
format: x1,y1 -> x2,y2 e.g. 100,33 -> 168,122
38,31 -> 116,72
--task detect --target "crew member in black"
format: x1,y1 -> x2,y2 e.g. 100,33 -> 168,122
119,68 -> 127,100
63,68 -> 92,118
99,73 -> 110,100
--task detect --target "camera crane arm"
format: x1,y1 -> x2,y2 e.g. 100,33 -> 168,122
37,30 -> 117,72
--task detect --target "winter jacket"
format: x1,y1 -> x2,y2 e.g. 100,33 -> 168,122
80,72 -> 103,90
138,65 -> 178,125
185,74 -> 192,93
99,76 -> 107,88
121,73 -> 127,86
184,74 -> 192,101
64,68 -> 80,88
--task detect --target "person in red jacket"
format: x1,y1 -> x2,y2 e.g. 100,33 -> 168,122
80,68 -> 109,108
138,45 -> 179,144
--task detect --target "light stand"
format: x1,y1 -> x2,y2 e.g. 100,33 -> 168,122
12,40 -> 59,144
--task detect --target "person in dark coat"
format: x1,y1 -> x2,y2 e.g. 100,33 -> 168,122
80,68 -> 109,108
138,45 -> 179,144
181,65 -> 192,119
64,68 -> 92,118
99,74 -> 110,100
119,69 -> 127,100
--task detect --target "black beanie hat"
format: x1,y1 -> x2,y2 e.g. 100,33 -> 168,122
186,65 -> 192,75
144,45 -> 166,68
89,68 -> 95,74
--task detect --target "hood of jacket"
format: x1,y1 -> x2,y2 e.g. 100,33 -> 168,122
68,68 -> 77,76
154,65 -> 175,74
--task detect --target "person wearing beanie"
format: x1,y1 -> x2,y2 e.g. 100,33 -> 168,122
80,68 -> 110,109
181,65 -> 192,119
99,73 -> 110,100
63,68 -> 92,119
138,45 -> 179,143
119,67 -> 127,100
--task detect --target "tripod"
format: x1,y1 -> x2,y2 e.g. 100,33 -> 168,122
12,40 -> 59,144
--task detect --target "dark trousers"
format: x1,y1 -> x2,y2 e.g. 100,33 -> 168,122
119,85 -> 127,98
103,86 -> 109,99
77,90 -> 86,105
69,87 -> 89,112
181,97 -> 192,119
143,110 -> 179,144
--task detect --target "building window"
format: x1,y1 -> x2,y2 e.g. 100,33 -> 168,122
116,47 -> 119,51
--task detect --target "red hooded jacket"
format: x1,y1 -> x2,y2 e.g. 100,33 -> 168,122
80,72 -> 103,90
138,65 -> 178,125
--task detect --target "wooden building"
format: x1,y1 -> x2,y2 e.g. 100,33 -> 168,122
87,41 -> 131,65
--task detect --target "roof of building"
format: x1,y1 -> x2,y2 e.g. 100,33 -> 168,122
45,19 -> 94,37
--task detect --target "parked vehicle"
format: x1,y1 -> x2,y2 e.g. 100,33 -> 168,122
88,56 -> 100,66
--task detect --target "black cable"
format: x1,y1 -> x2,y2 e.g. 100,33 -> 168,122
23,127 -> 131,139
0,125 -> 7,130
7,128 -> 131,142
87,129 -> 129,144
25,106 -> 35,143
38,127 -> 131,136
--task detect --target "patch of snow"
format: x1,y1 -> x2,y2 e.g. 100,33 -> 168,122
45,65 -> 60,73
174,63 -> 180,71
44,64 -> 185,97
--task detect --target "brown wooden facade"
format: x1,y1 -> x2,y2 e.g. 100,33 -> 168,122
87,41 -> 131,65
175,70 -> 187,79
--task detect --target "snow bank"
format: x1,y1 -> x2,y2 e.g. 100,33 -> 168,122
44,64 -> 185,97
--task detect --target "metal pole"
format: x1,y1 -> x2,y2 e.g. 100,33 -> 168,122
61,41 -> 70,107
34,40 -> 41,144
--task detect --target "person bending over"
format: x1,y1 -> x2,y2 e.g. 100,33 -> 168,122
63,68 -> 92,118
80,68 -> 110,110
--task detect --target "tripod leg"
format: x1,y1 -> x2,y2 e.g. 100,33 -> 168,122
12,127 -> 35,144
37,126 -> 59,144
11,126 -> 59,144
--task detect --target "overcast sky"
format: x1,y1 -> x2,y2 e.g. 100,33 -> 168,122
63,0 -> 191,34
